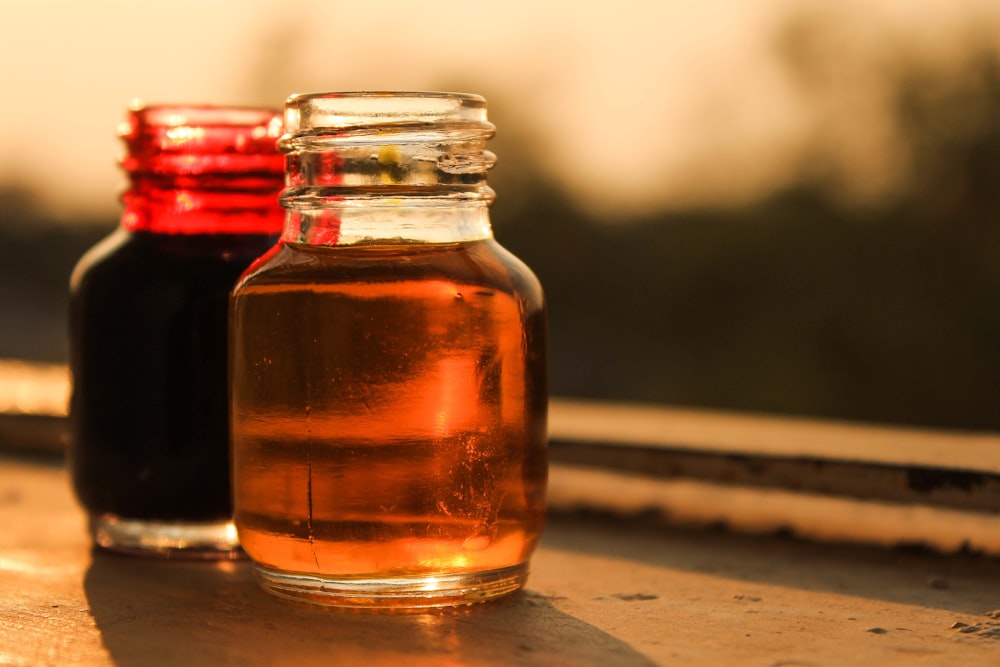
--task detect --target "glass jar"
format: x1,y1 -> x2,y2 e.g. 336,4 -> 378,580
69,104 -> 284,558
230,92 -> 548,608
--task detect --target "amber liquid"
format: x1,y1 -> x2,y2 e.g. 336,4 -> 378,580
230,239 -> 547,586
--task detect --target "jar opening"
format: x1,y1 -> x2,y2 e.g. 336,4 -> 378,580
121,104 -> 283,155
124,103 -> 285,131
283,92 -> 489,135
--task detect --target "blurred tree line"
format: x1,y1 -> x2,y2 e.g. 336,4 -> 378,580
2,39 -> 999,432
492,39 -> 1000,432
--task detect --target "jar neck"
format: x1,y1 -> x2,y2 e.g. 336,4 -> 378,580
119,105 -> 285,235
122,182 -> 285,235
278,92 -> 497,246
280,204 -> 493,246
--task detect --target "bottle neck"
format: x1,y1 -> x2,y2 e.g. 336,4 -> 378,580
280,204 -> 493,246
118,105 -> 284,235
278,92 -> 497,246
122,175 -> 285,235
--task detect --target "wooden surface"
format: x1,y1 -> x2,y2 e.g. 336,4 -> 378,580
550,398 -> 1000,472
2,457 -> 1000,666
5,358 -> 1000,516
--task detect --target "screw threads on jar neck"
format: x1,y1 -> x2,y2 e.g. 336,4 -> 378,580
278,92 -> 497,246
119,104 -> 285,235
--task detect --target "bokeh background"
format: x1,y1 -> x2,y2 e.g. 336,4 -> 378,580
3,0 -> 1000,431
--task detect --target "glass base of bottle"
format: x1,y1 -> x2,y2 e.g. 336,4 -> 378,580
89,513 -> 244,560
253,562 -> 529,610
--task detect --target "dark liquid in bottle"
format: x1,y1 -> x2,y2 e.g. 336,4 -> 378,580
70,229 -> 277,521
230,239 -> 547,579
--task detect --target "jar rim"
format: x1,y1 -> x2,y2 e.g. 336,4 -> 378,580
123,102 -> 283,131
283,91 -> 489,134
286,91 -> 486,104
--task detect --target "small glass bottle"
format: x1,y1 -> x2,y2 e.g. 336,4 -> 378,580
230,92 -> 548,608
69,104 -> 284,558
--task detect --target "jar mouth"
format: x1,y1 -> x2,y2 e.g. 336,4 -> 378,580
123,103 -> 284,131
283,91 -> 490,135
119,102 -> 285,179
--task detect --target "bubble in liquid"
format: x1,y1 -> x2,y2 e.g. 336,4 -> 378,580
462,534 -> 493,551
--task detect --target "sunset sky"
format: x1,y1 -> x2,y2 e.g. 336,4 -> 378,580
2,0 -> 997,220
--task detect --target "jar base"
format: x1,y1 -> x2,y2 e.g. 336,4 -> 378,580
253,562 -> 529,610
89,513 -> 244,560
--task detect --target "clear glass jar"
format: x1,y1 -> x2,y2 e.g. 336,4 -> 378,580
230,92 -> 548,608
69,104 -> 284,558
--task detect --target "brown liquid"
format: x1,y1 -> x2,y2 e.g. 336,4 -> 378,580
230,239 -> 547,580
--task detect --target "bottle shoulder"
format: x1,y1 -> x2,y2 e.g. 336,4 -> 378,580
487,239 -> 545,308
70,228 -> 130,291
72,228 -> 278,294
234,238 -> 542,300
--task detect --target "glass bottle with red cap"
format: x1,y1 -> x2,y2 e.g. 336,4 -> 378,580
69,103 -> 284,558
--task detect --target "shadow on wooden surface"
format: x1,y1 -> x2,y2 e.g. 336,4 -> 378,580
83,550 -> 657,667
4,458 -> 999,665
544,510 -> 1000,619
